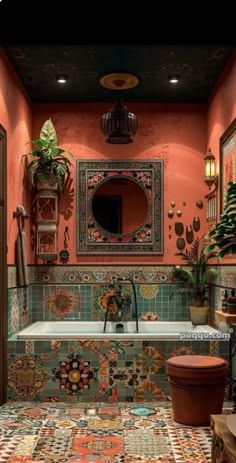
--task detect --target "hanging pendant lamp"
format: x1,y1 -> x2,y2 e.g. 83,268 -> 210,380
100,99 -> 138,144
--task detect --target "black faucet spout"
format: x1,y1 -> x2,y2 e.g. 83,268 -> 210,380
117,277 -> 139,332
103,278 -> 139,333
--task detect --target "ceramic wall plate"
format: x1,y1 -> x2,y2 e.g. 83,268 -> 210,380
176,237 -> 185,250
175,222 -> 184,235
193,217 -> 200,232
186,225 -> 194,244
227,415 -> 236,437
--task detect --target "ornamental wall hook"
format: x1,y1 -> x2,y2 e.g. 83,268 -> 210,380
193,217 -> 200,232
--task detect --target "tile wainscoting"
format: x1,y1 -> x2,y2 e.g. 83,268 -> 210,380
7,338 -> 229,403
7,264 -> 234,403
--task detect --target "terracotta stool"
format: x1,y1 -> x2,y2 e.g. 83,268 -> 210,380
166,355 -> 228,426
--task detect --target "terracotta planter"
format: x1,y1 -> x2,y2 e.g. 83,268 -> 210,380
167,355 -> 228,426
36,179 -> 58,191
189,306 -> 209,325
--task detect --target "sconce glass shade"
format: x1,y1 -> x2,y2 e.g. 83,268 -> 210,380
204,148 -> 217,189
100,99 -> 138,144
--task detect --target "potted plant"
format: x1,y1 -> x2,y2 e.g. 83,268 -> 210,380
204,181 -> 236,258
172,237 -> 218,324
22,118 -> 72,192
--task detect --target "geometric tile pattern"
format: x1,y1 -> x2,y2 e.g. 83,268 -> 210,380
8,356 -> 48,400
31,265 -> 175,285
0,402 -> 230,462
8,339 -> 229,403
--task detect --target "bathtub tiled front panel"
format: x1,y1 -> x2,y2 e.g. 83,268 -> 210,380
8,339 -> 229,403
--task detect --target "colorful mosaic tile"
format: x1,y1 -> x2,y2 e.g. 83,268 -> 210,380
139,312 -> 159,321
8,339 -> 229,403
31,265 -> 175,285
135,347 -> 165,374
8,356 -> 48,400
139,285 -> 159,300
0,402 -> 229,462
92,284 -> 132,321
45,288 -> 75,319
53,354 -> 96,394
8,266 -> 17,288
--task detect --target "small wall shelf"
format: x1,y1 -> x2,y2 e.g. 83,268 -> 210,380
215,310 -> 236,325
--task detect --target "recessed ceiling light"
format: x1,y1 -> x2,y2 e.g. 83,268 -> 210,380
168,75 -> 180,84
56,75 -> 68,84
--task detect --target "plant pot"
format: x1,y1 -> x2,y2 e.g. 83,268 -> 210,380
36,179 -> 58,191
166,355 -> 228,425
189,306 -> 209,325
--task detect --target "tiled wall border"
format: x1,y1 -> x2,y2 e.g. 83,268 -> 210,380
8,266 -> 17,288
30,265 -> 175,285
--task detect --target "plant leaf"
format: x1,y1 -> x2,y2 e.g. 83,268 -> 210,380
40,119 -> 57,147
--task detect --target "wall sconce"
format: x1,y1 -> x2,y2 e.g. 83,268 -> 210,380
204,148 -> 218,189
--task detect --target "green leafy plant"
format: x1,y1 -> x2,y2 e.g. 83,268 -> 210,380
22,119 -> 72,191
204,181 -> 236,258
172,237 -> 218,306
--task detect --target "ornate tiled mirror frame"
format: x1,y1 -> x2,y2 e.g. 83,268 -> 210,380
76,160 -> 163,255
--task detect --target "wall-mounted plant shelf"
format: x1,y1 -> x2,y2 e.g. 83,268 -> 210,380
215,310 -> 236,324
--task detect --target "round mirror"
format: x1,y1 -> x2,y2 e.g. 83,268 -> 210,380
92,177 -> 148,235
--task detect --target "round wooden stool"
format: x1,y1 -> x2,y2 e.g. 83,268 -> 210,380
166,355 -> 228,425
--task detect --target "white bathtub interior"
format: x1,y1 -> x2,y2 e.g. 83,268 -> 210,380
15,320 -> 223,340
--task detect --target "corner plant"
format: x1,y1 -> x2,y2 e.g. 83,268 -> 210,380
22,118 -> 72,191
204,181 -> 236,258
172,237 -> 218,306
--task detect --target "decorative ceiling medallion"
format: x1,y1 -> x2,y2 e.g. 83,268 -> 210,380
99,72 -> 139,90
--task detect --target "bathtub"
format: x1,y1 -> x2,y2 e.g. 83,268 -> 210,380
16,320 -> 221,340
9,320 -> 229,403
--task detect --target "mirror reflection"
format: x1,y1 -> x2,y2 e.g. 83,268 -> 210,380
92,177 -> 148,234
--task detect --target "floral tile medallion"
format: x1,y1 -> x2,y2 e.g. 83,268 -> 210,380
8,357 -> 48,400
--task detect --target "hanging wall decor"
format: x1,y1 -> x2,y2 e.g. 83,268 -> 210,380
186,225 -> 194,244
175,222 -> 184,236
36,189 -> 58,262
76,160 -> 163,255
193,217 -> 200,232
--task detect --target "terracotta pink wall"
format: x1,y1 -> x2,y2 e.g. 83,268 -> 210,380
207,49 -> 236,264
0,48 -> 32,264
32,103 -> 207,264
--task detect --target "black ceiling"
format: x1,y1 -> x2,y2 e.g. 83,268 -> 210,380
4,45 -> 233,103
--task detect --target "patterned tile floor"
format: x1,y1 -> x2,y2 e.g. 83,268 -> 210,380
0,402 -> 232,463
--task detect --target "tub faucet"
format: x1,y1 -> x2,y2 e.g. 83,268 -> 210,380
103,284 -> 131,333
118,277 -> 138,333
103,277 -> 138,333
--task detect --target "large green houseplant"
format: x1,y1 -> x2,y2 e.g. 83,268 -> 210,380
204,181 -> 236,258
173,237 -> 218,324
23,119 -> 72,192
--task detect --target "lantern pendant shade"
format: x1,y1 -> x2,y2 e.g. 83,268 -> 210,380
204,148 -> 217,189
100,99 -> 138,144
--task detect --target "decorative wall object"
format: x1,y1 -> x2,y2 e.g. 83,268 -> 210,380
196,199 -> 203,208
186,225 -> 194,244
76,160 -> 163,255
220,117 -> 236,213
174,223 -> 184,236
193,217 -> 200,231
206,190 -> 217,224
36,189 -> 58,262
176,237 -> 185,250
